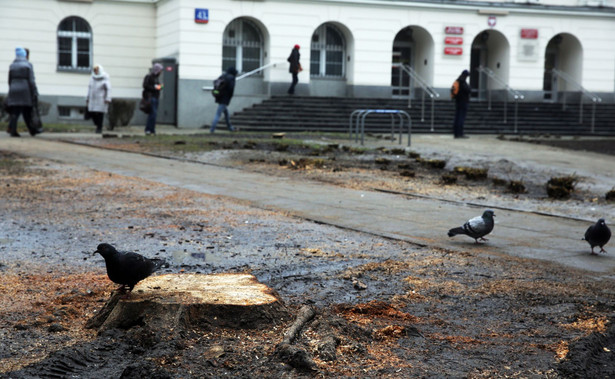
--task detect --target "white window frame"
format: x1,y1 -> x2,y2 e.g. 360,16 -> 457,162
57,17 -> 92,72
222,19 -> 263,74
310,24 -> 345,78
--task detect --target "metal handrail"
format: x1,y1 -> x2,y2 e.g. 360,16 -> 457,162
400,64 -> 439,132
202,61 -> 285,90
551,68 -> 602,133
477,65 -> 525,133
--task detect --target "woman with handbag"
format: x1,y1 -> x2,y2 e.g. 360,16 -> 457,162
6,47 -> 41,137
86,64 -> 112,134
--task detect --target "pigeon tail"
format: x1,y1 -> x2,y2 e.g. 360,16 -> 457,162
448,227 -> 464,237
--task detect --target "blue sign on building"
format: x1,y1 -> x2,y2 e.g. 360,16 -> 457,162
195,8 -> 209,24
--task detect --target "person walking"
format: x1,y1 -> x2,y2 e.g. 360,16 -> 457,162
86,64 -> 112,134
142,63 -> 163,135
209,67 -> 238,133
6,47 -> 41,137
451,69 -> 471,138
287,44 -> 301,95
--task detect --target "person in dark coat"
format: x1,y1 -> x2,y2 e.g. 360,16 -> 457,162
209,67 -> 238,133
452,69 -> 471,138
6,47 -> 41,137
142,63 -> 163,135
287,44 -> 301,95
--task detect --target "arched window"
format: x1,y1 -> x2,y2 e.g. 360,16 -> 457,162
310,24 -> 345,78
57,16 -> 92,72
222,19 -> 263,74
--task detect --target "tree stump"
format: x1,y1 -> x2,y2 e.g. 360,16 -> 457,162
87,273 -> 288,332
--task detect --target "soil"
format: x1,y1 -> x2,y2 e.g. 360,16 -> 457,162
1,134 -> 615,378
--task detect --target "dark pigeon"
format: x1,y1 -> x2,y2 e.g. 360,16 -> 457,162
583,218 -> 611,255
448,209 -> 495,243
95,243 -> 165,291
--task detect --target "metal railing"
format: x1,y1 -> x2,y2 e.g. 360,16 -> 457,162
477,65 -> 525,133
400,65 -> 439,132
550,68 -> 602,133
202,61 -> 285,91
349,109 -> 412,146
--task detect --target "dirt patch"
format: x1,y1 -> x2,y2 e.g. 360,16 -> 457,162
1,143 -> 615,377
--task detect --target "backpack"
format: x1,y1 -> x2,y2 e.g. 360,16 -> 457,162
212,75 -> 227,98
450,80 -> 459,99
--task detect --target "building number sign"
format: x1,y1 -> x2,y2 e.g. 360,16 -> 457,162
195,8 -> 209,24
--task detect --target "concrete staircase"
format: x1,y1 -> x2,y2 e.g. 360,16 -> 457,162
232,96 -> 615,135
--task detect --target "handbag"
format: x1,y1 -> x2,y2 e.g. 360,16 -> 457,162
139,93 -> 152,114
84,109 -> 92,120
30,99 -> 42,130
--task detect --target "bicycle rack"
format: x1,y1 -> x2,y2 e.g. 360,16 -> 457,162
349,109 -> 412,147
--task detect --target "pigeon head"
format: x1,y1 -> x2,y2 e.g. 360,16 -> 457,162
95,243 -> 118,258
598,218 -> 606,226
482,210 -> 495,219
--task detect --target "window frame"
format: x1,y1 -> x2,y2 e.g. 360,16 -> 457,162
310,24 -> 346,78
222,18 -> 264,75
57,16 -> 92,73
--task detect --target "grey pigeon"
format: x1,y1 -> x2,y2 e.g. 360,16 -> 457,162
95,243 -> 165,291
583,218 -> 611,255
448,210 -> 495,243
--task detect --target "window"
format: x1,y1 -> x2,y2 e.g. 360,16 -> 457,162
222,19 -> 263,74
57,16 -> 92,72
311,24 -> 345,78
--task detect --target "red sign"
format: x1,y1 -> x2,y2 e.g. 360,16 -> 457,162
444,47 -> 463,56
445,26 -> 464,35
521,28 -> 538,39
488,16 -> 496,28
444,37 -> 463,45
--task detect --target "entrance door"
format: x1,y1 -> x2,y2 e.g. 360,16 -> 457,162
391,45 -> 412,97
470,45 -> 487,99
153,58 -> 178,125
543,49 -> 557,101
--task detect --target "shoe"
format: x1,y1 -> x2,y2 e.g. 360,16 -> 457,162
145,131 -> 152,135
10,132 -> 20,137
95,128 -> 102,134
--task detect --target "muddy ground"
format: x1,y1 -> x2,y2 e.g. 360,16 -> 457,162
1,133 -> 615,378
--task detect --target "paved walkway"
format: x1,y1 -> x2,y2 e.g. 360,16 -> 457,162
1,130 -> 614,277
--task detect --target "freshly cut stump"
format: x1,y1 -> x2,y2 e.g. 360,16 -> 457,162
87,273 -> 287,331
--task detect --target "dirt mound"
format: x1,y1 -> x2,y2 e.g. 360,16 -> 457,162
558,320 -> 615,378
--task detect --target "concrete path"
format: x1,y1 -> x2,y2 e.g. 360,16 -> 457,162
1,132 -> 614,277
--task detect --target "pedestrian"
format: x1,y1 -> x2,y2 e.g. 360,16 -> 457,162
209,67 -> 238,133
451,69 -> 471,138
6,46 -> 41,137
142,63 -> 163,135
86,64 -> 112,134
287,44 -> 301,95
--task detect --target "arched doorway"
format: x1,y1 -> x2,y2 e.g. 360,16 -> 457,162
222,18 -> 266,75
309,22 -> 353,96
543,33 -> 583,101
391,26 -> 434,98
470,30 -> 510,100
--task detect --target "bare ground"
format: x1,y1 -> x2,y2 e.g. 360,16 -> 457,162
1,134 -> 615,378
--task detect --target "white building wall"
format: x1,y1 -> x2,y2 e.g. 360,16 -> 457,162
1,0 -> 614,127
0,0 -> 156,100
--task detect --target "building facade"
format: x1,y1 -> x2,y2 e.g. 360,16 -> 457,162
1,0 -> 614,128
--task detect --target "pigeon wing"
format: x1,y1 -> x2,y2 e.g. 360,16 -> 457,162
120,252 -> 158,284
464,215 -> 488,238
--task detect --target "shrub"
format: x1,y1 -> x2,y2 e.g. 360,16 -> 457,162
606,188 -> 615,202
453,166 -> 488,180
508,180 -> 526,194
108,99 -> 136,129
441,173 -> 457,184
546,175 -> 577,199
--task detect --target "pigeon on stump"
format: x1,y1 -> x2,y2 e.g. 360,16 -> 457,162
583,218 -> 611,255
448,210 -> 495,243
95,243 -> 165,292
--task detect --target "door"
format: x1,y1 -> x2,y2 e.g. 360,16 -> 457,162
153,58 -> 178,125
543,50 -> 557,101
470,45 -> 487,99
391,45 -> 412,97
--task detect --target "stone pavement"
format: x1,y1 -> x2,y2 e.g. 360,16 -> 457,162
1,129 -> 614,278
